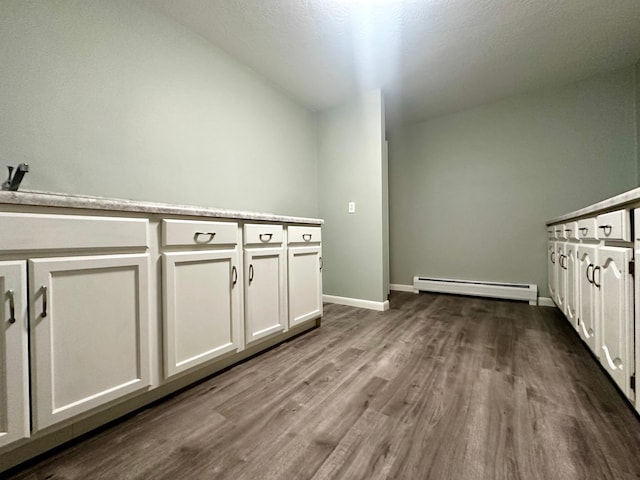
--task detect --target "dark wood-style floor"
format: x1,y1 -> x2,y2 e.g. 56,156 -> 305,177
5,292 -> 640,480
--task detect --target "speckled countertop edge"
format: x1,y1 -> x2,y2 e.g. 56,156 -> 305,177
547,186 -> 640,225
0,190 -> 323,225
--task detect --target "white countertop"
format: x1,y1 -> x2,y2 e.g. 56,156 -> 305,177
0,190 -> 323,225
546,186 -> 640,225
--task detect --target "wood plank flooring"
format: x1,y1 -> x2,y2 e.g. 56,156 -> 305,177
5,292 -> 640,480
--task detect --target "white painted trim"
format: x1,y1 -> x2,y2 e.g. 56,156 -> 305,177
389,283 -> 418,293
537,297 -> 556,307
323,295 -> 389,311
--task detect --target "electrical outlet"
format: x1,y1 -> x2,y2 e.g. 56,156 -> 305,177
348,201 -> 356,214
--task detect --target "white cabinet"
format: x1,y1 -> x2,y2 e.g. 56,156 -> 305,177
244,225 -> 287,345
578,244 -> 599,354
556,242 -> 566,311
0,262 -> 29,448
547,241 -> 557,302
598,246 -> 634,397
163,250 -> 241,377
29,254 -> 151,431
288,226 -> 322,327
162,220 -> 242,378
564,241 -> 579,328
0,212 -> 152,434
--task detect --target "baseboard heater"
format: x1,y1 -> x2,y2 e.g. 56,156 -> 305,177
413,276 -> 538,305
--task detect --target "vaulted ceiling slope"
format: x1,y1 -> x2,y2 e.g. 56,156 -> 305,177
141,0 -> 640,124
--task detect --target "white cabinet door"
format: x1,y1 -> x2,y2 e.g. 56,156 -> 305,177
288,246 -> 322,327
556,242 -> 566,311
548,242 -> 557,303
29,254 -> 151,431
244,247 -> 286,344
565,242 -> 578,329
163,249 -> 241,378
0,261 -> 29,448
598,246 -> 634,398
577,245 -> 598,354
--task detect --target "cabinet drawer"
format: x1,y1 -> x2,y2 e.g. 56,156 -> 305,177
577,218 -> 598,240
563,221 -> 577,240
553,224 -> 566,239
0,212 -> 148,251
288,226 -> 321,244
244,224 -> 283,245
547,227 -> 557,240
596,210 -> 630,241
162,219 -> 238,247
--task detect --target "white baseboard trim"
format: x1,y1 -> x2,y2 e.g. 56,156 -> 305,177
323,295 -> 390,311
537,297 -> 555,307
389,283 -> 418,293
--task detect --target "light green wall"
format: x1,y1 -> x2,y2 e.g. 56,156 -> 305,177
0,1 -> 317,216
389,67 -> 638,297
636,60 -> 640,185
318,90 -> 387,303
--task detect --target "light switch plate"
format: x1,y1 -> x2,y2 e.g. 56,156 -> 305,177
348,201 -> 356,214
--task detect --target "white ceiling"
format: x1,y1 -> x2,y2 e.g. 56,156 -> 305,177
140,0 -> 640,125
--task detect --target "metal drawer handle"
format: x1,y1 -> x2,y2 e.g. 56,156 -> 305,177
194,231 -> 216,242
302,233 -> 312,241
555,229 -> 562,234
564,229 -> 571,234
231,266 -> 237,286
6,289 -> 16,324
550,251 -> 555,264
319,256 -> 323,271
598,225 -> 612,236
586,264 -> 594,284
593,266 -> 601,288
249,264 -> 254,283
259,233 -> 273,242
41,285 -> 48,318
579,227 -> 588,236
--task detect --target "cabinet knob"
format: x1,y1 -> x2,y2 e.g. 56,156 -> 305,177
592,266 -> 601,288
598,225 -> 612,236
586,264 -> 594,284
41,285 -> 48,318
6,289 -> 16,324
194,231 -> 216,242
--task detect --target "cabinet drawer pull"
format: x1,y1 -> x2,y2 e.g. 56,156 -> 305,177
550,251 -> 555,264
319,256 -> 323,271
593,266 -> 601,288
586,264 -> 594,284
259,233 -> 273,242
598,225 -> 612,236
194,231 -> 216,242
579,227 -> 588,236
564,229 -> 571,234
302,233 -> 312,241
249,264 -> 254,283
6,289 -> 16,324
555,229 -> 562,234
41,285 -> 48,318
231,266 -> 238,286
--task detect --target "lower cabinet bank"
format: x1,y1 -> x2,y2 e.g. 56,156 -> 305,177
0,200 -> 323,473
547,199 -> 637,409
